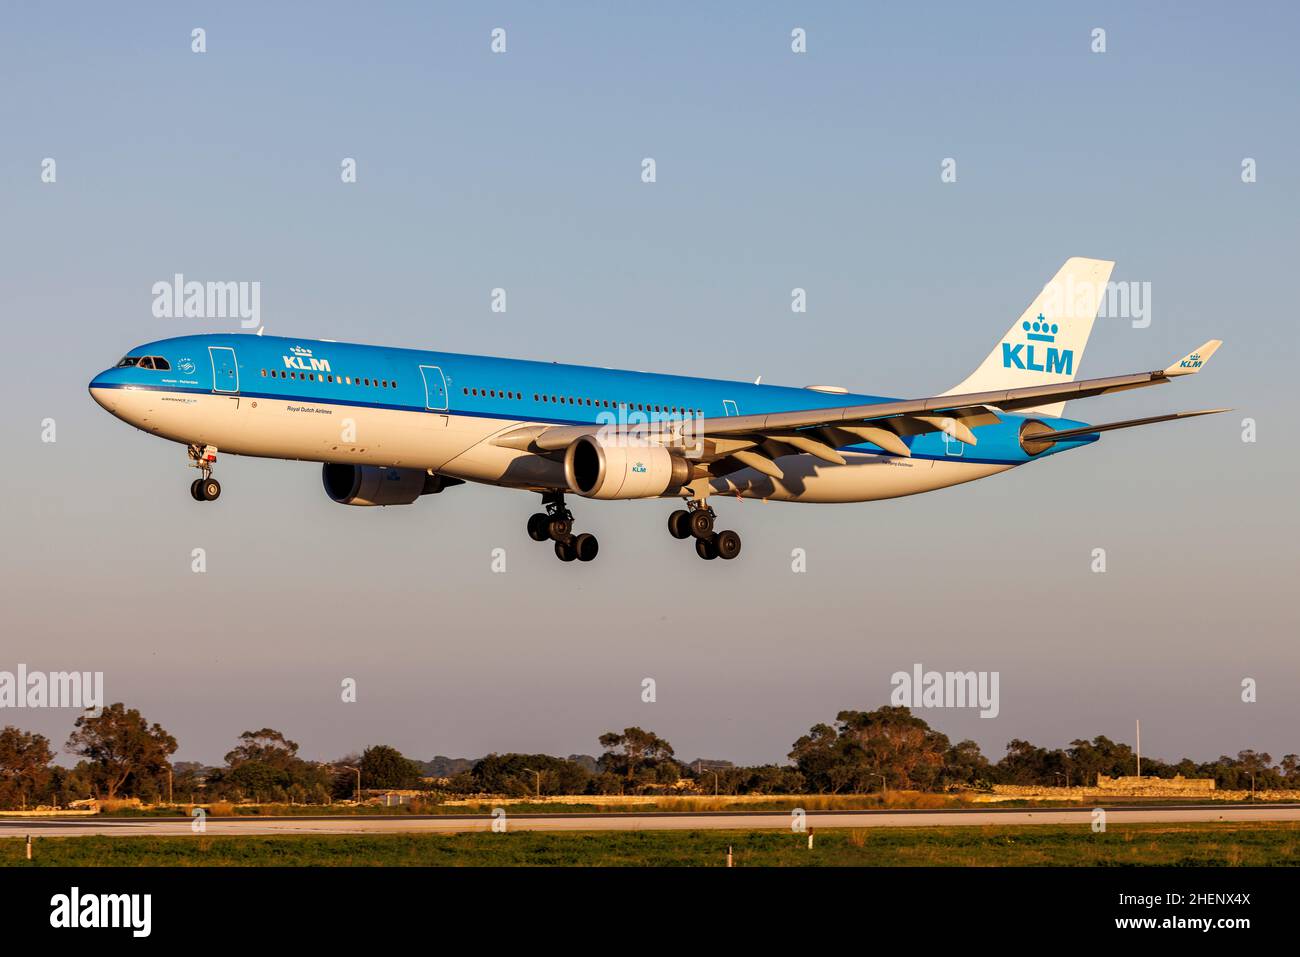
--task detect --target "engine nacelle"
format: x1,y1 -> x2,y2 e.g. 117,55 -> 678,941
1018,420 -> 1056,456
322,464 -> 451,506
563,435 -> 691,499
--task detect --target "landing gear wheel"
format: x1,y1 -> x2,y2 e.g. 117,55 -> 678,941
201,478 -> 221,501
190,479 -> 204,501
554,540 -> 577,562
573,533 -> 599,562
695,537 -> 718,560
667,509 -> 691,539
548,517 -> 573,542
715,529 -> 742,560
688,509 -> 714,540
527,513 -> 550,542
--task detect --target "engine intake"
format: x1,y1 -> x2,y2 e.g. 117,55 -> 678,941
564,435 -> 692,499
322,464 -> 454,506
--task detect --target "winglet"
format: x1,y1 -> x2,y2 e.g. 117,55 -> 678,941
1164,339 -> 1222,377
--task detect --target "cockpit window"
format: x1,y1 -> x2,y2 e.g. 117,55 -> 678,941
115,355 -> 170,370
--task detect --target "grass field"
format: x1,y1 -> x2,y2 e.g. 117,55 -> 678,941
4,823 -> 1300,866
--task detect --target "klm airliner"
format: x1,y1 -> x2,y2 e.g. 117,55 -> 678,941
89,258 -> 1225,563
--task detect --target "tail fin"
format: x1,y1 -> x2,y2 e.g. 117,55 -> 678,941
942,257 -> 1115,417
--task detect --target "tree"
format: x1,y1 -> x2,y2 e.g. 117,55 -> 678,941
471,753 -> 592,796
224,729 -> 299,769
359,745 -> 422,790
942,739 -> 993,788
205,727 -> 330,803
597,728 -> 675,783
65,703 -> 177,800
0,726 -> 54,809
790,707 -> 953,793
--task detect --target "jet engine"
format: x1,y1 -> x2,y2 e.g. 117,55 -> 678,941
322,464 -> 456,506
563,434 -> 692,499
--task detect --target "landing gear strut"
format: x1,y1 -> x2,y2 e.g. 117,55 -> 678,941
187,444 -> 221,502
528,491 -> 599,562
669,501 -> 741,560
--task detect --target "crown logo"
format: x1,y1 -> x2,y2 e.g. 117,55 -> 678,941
1023,313 -> 1059,343
290,345 -> 313,356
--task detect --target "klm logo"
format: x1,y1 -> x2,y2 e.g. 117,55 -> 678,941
282,345 -> 331,373
632,461 -> 647,473
1002,314 -> 1072,375
1178,352 -> 1204,370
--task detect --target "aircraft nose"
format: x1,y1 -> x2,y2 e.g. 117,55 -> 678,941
88,371 -> 118,412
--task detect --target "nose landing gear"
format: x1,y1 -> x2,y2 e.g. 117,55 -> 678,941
187,444 -> 221,502
528,491 -> 599,562
669,502 -> 741,560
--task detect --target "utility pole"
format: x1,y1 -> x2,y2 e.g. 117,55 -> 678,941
1136,719 -> 1141,779
167,768 -> 173,806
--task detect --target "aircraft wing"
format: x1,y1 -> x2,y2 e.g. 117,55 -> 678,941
514,340 -> 1222,478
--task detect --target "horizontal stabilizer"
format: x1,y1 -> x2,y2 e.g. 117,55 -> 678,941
1034,408 -> 1231,443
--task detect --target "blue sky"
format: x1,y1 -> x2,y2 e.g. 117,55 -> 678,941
1,2 -> 1296,767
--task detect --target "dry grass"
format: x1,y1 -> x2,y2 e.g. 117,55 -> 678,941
96,798 -> 141,813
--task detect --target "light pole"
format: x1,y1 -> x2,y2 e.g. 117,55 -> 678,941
1247,771 -> 1255,802
523,768 -> 541,799
167,768 -> 173,806
341,765 -> 361,803
703,769 -> 719,796
873,774 -> 887,797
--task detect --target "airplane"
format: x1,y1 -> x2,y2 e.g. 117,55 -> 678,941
88,258 -> 1225,563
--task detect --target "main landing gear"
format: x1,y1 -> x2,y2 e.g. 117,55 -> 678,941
187,444 -> 221,502
667,502 -> 741,560
527,492 -> 599,562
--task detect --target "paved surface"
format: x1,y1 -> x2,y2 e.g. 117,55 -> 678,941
1,804 -> 1298,838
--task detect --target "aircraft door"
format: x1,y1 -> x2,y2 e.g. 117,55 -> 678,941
209,346 -> 239,393
420,365 -> 448,411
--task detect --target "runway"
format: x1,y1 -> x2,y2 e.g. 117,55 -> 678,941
2,804 -> 1298,838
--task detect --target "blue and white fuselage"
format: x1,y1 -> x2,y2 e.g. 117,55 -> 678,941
88,332 -> 1091,504
86,258 -> 1225,562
